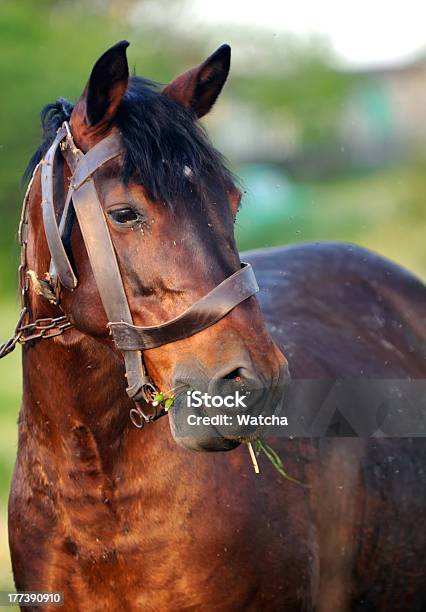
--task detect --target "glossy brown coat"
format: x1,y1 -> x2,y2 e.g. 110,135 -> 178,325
9,239 -> 426,611
8,42 -> 426,611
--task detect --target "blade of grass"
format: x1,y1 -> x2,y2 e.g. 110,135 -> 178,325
247,442 -> 260,474
255,439 -> 311,488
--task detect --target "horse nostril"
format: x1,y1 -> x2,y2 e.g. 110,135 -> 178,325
222,368 -> 243,381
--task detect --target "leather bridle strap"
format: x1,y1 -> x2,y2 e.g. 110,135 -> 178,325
109,263 -> 258,350
42,128 -> 154,403
41,125 -> 78,290
68,135 -> 156,403
72,133 -> 124,189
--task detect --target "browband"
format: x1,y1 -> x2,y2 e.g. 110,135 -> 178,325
40,122 -> 260,426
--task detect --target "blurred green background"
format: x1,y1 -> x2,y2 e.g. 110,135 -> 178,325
1,0 -> 425,590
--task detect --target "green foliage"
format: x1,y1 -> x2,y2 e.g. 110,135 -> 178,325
0,0 -> 203,294
236,163 -> 426,280
0,303 -> 21,590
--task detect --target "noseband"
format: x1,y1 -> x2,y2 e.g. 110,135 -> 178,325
28,122 -> 259,426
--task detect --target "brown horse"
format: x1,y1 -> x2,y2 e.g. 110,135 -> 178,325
8,42 -> 426,611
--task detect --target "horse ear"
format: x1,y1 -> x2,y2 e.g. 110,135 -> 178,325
73,41 -> 129,133
163,44 -> 231,118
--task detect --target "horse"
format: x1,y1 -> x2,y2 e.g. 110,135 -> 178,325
6,41 -> 426,611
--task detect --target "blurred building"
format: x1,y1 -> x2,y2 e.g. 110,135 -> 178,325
340,58 -> 426,167
210,56 -> 426,178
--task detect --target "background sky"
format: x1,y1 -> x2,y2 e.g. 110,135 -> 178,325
191,0 -> 426,68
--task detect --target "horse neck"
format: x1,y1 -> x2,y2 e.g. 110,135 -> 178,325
22,326 -> 137,464
20,331 -> 181,545
17,166 -> 189,545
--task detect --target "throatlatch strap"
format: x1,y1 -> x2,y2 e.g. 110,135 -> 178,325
109,263 -> 259,350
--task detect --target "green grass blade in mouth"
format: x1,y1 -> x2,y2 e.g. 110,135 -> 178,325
255,438 -> 311,488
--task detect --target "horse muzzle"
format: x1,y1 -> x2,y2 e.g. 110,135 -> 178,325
168,361 -> 289,452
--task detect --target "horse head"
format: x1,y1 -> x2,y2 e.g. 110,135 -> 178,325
25,41 -> 289,451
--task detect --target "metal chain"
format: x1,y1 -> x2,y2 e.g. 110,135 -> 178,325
0,308 -> 27,359
0,153 -> 73,361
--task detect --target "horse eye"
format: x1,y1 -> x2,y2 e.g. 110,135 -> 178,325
108,207 -> 140,225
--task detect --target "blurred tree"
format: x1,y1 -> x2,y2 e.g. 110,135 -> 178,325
0,0 -> 198,294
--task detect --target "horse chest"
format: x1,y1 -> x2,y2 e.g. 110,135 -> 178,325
13,465 -> 317,611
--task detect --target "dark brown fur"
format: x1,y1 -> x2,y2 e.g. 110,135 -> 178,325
8,43 -> 426,611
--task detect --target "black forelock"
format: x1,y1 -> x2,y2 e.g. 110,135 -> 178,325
24,76 -> 235,206
23,97 -> 74,184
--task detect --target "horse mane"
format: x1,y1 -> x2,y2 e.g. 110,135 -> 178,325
24,76 -> 235,207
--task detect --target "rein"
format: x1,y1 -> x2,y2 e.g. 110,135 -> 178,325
1,122 -> 259,428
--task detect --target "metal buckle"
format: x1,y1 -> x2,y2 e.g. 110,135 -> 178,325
128,382 -> 170,429
141,380 -> 157,403
62,121 -> 81,157
129,402 -> 160,429
129,405 -> 149,429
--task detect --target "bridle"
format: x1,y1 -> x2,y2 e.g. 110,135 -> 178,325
1,122 -> 259,428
